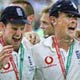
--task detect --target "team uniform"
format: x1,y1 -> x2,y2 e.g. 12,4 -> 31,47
32,36 -> 80,80
0,37 -> 35,80
66,39 -> 80,80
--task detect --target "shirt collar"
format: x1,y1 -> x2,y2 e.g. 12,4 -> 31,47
43,36 -> 53,48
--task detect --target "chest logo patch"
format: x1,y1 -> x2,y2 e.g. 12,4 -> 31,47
3,62 -> 10,70
45,56 -> 53,64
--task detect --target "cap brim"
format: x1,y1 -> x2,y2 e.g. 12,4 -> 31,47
9,19 -> 30,24
64,11 -> 80,18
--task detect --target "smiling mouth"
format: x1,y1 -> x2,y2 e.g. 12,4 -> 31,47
68,27 -> 75,30
13,37 -> 21,42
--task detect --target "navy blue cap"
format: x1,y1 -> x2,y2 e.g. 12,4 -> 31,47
49,0 -> 80,17
0,6 -> 29,24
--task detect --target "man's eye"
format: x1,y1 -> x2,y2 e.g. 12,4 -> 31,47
21,27 -> 24,30
67,14 -> 76,18
12,28 -> 17,30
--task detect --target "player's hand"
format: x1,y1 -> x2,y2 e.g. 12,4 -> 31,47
0,45 -> 13,69
24,32 -> 40,45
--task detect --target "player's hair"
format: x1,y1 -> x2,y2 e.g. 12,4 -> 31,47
12,0 -> 34,16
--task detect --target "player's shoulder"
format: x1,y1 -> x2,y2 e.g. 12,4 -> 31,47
32,36 -> 53,50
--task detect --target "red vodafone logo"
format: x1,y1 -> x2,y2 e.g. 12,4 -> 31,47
45,56 -> 53,64
3,62 -> 10,70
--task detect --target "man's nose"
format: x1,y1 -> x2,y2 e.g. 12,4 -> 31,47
40,24 -> 45,29
15,29 -> 22,37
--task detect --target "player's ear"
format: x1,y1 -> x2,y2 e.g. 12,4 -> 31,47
0,22 -> 6,34
49,16 -> 57,26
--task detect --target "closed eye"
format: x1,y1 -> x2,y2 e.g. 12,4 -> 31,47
12,27 -> 18,31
